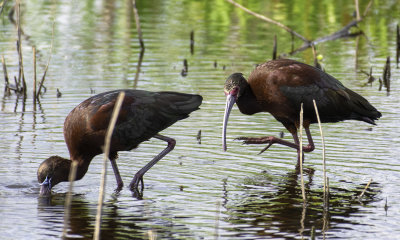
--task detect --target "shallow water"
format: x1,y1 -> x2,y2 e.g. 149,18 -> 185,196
1,0 -> 400,239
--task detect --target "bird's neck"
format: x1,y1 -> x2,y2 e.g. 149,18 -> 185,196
60,156 -> 93,183
236,85 -> 262,115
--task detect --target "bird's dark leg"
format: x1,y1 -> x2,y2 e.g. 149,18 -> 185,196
236,125 -> 315,159
129,134 -> 176,193
109,158 -> 124,192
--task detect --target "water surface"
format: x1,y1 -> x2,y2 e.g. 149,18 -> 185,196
0,0 -> 399,239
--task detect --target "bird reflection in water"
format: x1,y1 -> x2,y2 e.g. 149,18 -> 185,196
220,168 -> 380,239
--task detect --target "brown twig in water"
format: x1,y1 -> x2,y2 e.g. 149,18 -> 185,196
0,0 -> 8,16
272,35 -> 277,60
190,30 -> 194,55
33,47 -> 37,110
355,0 -> 361,21
214,199 -> 221,240
16,1 -> 26,97
358,178 -> 373,200
132,0 -> 144,50
1,56 -> 11,95
360,67 -> 376,86
313,100 -> 327,196
94,92 -> 125,240
299,103 -> 306,201
396,24 -> 399,68
62,160 -> 78,238
37,21 -> 55,98
197,130 -> 201,144
181,59 -> 188,77
226,0 -> 309,43
382,56 -> 391,93
132,0 -> 145,86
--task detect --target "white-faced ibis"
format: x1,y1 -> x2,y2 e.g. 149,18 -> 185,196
222,59 -> 381,165
38,89 -> 202,196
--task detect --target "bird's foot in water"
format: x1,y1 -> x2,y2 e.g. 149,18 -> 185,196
235,136 -> 277,154
129,174 -> 144,199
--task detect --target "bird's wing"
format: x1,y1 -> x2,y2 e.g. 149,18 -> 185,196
278,66 -> 356,123
89,90 -> 202,149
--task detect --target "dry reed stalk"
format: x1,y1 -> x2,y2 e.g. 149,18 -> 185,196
62,160 -> 78,238
132,0 -> 144,50
16,1 -> 26,96
93,92 -> 125,240
33,47 -> 37,108
299,103 -> 306,201
214,200 -> 221,240
1,55 -> 10,95
272,35 -> 277,60
355,0 -> 360,21
37,21 -> 55,98
190,30 -> 194,55
226,0 -> 309,42
397,24 -> 400,67
313,100 -> 327,195
132,0 -> 144,86
358,178 -> 373,200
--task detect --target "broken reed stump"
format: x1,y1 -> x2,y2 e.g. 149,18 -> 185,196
1,56 -> 11,95
272,35 -> 277,60
33,47 -> 37,109
360,67 -> 375,86
383,56 -> 391,92
299,103 -> 306,202
16,1 -> 26,97
396,24 -> 399,68
181,59 -> 188,77
190,30 -> 194,55
197,130 -> 201,144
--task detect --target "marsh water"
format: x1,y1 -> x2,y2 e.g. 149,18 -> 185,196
1,0 -> 400,239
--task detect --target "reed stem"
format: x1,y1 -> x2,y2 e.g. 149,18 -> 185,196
93,92 -> 125,240
299,103 -> 306,201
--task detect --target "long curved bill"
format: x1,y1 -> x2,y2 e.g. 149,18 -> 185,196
39,176 -> 52,197
222,94 -> 236,151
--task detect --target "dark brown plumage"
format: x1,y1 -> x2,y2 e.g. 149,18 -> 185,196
38,89 -> 202,196
222,59 -> 381,164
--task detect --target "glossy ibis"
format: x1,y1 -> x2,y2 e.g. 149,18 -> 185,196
38,89 -> 202,196
222,59 -> 381,165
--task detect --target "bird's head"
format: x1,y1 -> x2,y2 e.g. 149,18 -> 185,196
222,73 -> 248,152
223,72 -> 247,98
37,156 -> 71,196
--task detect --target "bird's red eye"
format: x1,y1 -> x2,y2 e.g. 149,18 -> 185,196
230,87 -> 239,96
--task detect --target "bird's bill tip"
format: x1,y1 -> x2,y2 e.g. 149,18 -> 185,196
39,176 -> 52,196
39,183 -> 52,197
222,94 -> 236,152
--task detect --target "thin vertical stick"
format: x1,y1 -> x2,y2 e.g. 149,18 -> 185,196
396,24 -> 399,68
37,21 -> 55,98
132,0 -> 144,50
299,103 -> 306,201
62,160 -> 78,238
132,0 -> 144,86
94,92 -> 125,240
1,56 -> 10,95
358,178 -> 373,200
214,199 -> 222,240
16,0 -> 26,96
33,47 -> 37,109
313,100 -> 327,195
272,35 -> 277,60
190,30 -> 194,55
354,0 -> 360,21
